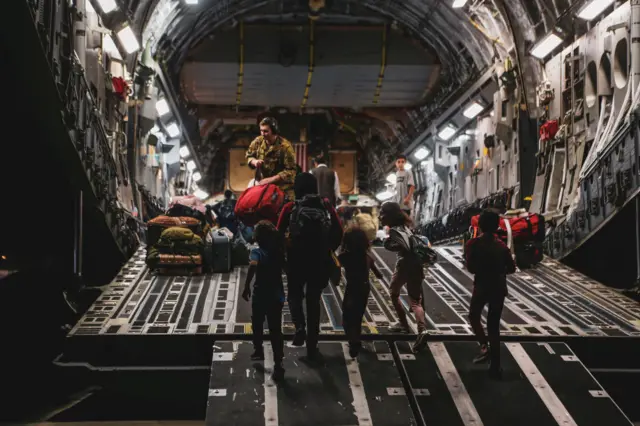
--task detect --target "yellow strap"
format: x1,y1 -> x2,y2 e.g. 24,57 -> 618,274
372,25 -> 388,105
301,19 -> 315,109
235,21 -> 244,106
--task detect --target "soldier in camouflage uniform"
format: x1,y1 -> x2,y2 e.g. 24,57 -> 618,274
246,117 -> 298,200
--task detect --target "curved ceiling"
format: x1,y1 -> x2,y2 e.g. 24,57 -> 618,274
125,0 -> 574,112
133,0 -> 503,83
121,0 -> 577,189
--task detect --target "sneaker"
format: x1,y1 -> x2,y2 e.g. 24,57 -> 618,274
472,344 -> 490,364
412,330 -> 429,353
271,364 -> 285,381
388,322 -> 410,333
251,347 -> 265,361
291,329 -> 306,347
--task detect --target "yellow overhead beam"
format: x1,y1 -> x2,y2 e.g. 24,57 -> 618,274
301,19 -> 316,109
235,21 -> 245,107
372,24 -> 388,105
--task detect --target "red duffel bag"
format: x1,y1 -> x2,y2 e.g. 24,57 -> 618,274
234,180 -> 286,227
470,212 -> 545,244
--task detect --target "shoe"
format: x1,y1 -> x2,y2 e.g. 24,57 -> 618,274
251,347 -> 265,361
292,329 -> 306,346
349,342 -> 361,358
388,322 -> 410,333
272,364 -> 285,381
472,344 -> 490,364
412,331 -> 429,353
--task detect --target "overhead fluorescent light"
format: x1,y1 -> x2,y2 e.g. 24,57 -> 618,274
404,163 -> 413,171
463,101 -> 485,119
96,0 -> 117,13
530,32 -> 563,59
179,145 -> 190,158
194,189 -> 209,200
577,0 -> 615,21
452,0 -> 468,8
386,173 -> 396,184
438,124 -> 456,141
156,99 -> 170,117
116,26 -> 140,54
186,160 -> 196,171
413,146 -> 430,160
102,34 -> 121,59
185,0 -> 198,3
376,191 -> 393,201
166,122 -> 180,138
192,172 -> 202,182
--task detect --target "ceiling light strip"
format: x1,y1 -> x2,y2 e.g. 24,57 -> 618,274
301,18 -> 315,109
235,21 -> 245,107
372,24 -> 388,105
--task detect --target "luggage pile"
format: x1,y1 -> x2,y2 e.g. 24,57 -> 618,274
145,195 -> 215,275
467,209 -> 546,269
144,194 -> 243,275
146,226 -> 205,275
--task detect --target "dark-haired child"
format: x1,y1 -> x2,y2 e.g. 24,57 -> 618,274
242,220 -> 285,381
465,210 -> 516,379
339,226 -> 383,358
380,201 -> 429,353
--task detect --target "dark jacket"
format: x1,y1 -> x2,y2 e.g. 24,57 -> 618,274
464,233 -> 516,290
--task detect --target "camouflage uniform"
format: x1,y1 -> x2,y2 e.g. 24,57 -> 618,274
246,136 -> 298,200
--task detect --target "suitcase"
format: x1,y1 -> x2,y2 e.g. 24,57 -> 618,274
210,230 -> 232,273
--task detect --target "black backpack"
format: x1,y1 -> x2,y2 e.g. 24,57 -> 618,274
288,195 -> 331,244
217,201 -> 235,222
410,234 -> 438,265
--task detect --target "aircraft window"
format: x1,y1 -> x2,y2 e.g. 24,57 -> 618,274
585,61 -> 598,108
613,38 -> 628,89
598,52 -> 612,96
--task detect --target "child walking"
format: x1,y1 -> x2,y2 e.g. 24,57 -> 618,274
464,210 -> 516,379
379,202 -> 429,353
339,226 -> 384,358
242,220 -> 285,381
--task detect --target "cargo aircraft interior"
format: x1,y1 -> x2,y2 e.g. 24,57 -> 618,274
2,0 -> 640,425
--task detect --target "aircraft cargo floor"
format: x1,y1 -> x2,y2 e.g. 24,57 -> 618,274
59,245 -> 640,424
68,245 -> 640,340
205,341 -> 633,426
